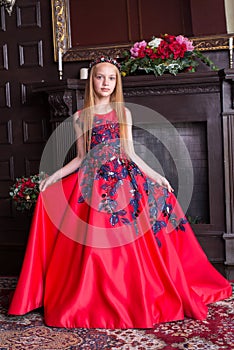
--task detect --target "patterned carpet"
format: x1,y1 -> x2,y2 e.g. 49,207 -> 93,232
0,277 -> 233,350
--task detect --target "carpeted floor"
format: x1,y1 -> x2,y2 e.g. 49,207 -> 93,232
0,277 -> 233,350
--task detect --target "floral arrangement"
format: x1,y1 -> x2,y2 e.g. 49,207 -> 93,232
121,34 -> 218,76
9,173 -> 44,212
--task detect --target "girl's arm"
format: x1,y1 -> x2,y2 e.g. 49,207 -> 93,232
39,111 -> 85,191
125,108 -> 173,193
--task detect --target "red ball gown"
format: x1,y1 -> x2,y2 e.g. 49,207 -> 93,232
8,110 -> 232,328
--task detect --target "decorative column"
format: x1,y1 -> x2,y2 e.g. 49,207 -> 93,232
221,69 -> 234,279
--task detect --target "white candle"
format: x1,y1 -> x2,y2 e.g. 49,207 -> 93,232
80,68 -> 89,79
229,37 -> 233,51
229,37 -> 233,69
58,49 -> 62,71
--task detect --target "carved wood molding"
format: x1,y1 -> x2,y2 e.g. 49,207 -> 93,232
63,45 -> 130,62
192,35 -> 234,51
123,84 -> 220,97
48,93 -> 70,118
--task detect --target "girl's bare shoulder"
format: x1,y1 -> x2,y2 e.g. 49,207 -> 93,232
73,110 -> 84,128
124,107 -> 132,123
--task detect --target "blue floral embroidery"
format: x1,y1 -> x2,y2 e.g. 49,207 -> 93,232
77,114 -> 187,245
96,157 -> 143,229
143,177 -> 187,247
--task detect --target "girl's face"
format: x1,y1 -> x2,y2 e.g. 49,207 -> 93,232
92,63 -> 117,100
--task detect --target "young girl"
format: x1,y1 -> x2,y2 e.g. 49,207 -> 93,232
8,56 -> 232,329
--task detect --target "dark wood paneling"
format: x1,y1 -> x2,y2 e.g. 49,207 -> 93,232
25,157 -> 41,175
139,0 -> 192,38
67,0 -> 227,57
0,0 -> 58,275
69,0 -> 193,48
20,83 -> 31,105
0,156 -> 14,181
0,120 -> 13,144
70,0 -> 130,46
190,0 -> 227,36
0,6 -> 6,31
23,119 -> 47,143
18,40 -> 43,67
0,199 -> 12,217
0,43 -> 8,70
16,0 -> 41,28
0,82 -> 11,107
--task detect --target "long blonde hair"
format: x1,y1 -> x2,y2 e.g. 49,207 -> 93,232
81,63 -> 128,154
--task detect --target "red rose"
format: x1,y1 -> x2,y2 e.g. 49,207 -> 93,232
138,48 -> 146,58
155,41 -> 170,59
163,34 -> 176,43
150,53 -> 157,59
169,42 -> 187,59
145,48 -> 153,56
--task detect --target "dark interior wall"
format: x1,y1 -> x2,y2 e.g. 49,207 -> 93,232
69,0 -> 227,48
0,0 -> 79,275
0,0 -> 231,275
190,0 -> 227,36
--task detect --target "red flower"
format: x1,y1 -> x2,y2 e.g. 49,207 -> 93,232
155,41 -> 171,59
150,53 -> 157,59
145,48 -> 153,57
163,34 -> 176,43
18,192 -> 24,198
138,48 -> 146,58
169,42 -> 187,59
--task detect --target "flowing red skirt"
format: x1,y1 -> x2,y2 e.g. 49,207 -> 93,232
8,172 -> 232,328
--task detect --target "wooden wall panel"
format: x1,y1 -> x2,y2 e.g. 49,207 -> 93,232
190,0 -> 227,36
0,120 -> 13,144
70,0 -> 131,46
138,0 -> 192,38
69,0 -> 194,47
0,43 -> 8,70
16,0 -> 41,28
66,0 -> 227,57
23,119 -> 47,143
20,83 -> 31,105
0,82 -> 11,108
0,157 -> 14,181
18,40 -> 43,67
0,0 -> 58,275
0,7 -> 6,31
0,198 -> 12,217
25,157 -> 41,175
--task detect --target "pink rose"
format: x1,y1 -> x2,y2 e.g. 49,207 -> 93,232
176,35 -> 194,51
130,40 -> 147,58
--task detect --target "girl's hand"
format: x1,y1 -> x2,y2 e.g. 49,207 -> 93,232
155,174 -> 174,193
39,173 -> 59,192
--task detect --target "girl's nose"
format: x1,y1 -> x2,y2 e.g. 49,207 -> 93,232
103,77 -> 109,86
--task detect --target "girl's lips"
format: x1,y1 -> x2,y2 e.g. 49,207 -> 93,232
101,88 -> 110,92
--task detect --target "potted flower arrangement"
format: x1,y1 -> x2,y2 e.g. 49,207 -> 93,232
121,34 -> 218,76
9,173 -> 44,213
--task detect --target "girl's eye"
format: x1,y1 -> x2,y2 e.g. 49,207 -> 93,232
110,76 -> 116,81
